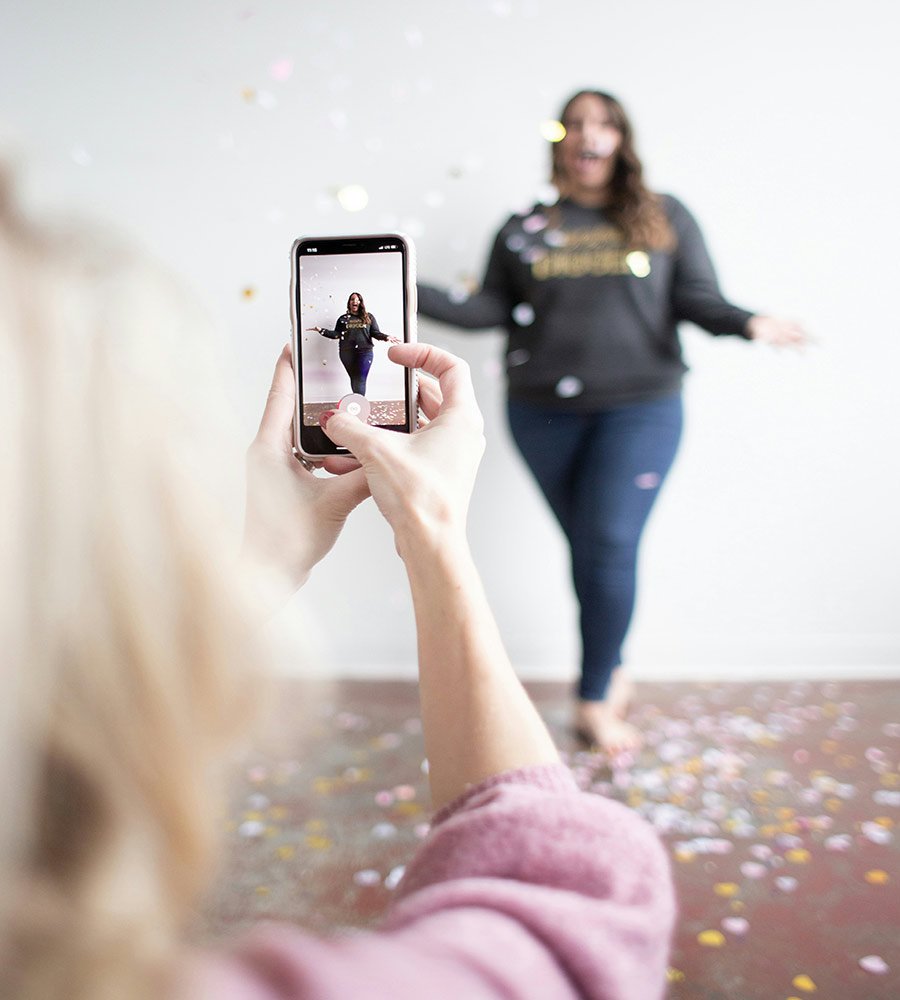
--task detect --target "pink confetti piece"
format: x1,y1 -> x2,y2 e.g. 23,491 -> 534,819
374,790 -> 394,807
393,785 -> 417,801
522,213 -> 548,234
859,955 -> 890,974
749,844 -> 773,861
721,917 -> 749,935
824,834 -> 852,851
740,861 -> 767,879
269,58 -> 293,81
413,823 -> 431,839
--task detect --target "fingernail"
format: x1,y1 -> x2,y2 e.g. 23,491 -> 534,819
319,410 -> 336,428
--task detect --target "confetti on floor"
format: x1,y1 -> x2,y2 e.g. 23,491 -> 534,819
196,679 -> 900,999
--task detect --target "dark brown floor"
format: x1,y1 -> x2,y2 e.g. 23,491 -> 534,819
199,679 -> 900,999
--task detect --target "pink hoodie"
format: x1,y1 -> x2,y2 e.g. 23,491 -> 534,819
179,764 -> 675,999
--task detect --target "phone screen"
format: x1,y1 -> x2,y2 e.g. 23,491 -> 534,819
292,235 -> 416,456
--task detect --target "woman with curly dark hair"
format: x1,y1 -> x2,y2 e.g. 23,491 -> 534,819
418,90 -> 807,754
310,291 -> 399,396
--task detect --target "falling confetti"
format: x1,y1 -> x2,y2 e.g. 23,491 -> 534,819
791,973 -> 817,992
858,955 -> 890,974
336,185 -> 368,212
697,929 -> 726,947
540,120 -> 566,143
269,58 -> 293,81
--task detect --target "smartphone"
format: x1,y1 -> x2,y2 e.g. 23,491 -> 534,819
290,234 -> 417,458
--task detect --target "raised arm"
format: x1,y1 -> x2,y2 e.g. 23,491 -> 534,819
321,344 -> 559,809
417,230 -> 516,331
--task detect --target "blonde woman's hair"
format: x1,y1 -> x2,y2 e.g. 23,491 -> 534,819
0,165 -> 261,999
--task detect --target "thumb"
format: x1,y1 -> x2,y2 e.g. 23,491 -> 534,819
321,410 -> 379,458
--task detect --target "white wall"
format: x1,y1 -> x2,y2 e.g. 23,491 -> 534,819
3,0 -> 898,682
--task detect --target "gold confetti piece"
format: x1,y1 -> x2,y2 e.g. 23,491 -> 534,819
836,754 -> 856,769
697,930 -> 726,947
254,885 -> 270,895
785,849 -> 811,864
276,845 -> 296,860
394,802 -> 424,817
313,778 -> 334,794
865,869 -> 889,884
824,797 -> 843,813
713,882 -> 740,897
666,968 -> 685,982
242,287 -> 255,299
792,973 -> 817,991
674,849 -> 696,863
874,817 -> 894,828
730,900 -> 746,913
881,773 -> 900,787
820,740 -> 839,754
242,810 -> 264,822
305,835 -> 333,850
241,87 -> 256,101
777,807 -> 796,821
540,120 -> 566,142
752,789 -> 771,804
823,702 -> 840,718
781,820 -> 801,834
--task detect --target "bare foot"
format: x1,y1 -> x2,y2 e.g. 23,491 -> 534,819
574,699 -> 643,756
606,666 -> 636,719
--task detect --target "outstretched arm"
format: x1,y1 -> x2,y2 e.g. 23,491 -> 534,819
322,344 -> 559,809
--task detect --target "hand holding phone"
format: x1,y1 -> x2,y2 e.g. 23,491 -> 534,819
291,234 -> 418,458
320,343 -> 485,555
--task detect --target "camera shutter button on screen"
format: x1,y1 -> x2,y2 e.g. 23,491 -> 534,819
337,393 -> 371,422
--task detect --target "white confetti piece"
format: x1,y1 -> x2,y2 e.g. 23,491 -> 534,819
353,869 -> 381,886
238,820 -> 265,838
384,865 -> 406,889
859,955 -> 890,974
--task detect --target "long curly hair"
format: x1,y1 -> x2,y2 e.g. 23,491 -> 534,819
550,90 -> 676,252
347,291 -> 371,324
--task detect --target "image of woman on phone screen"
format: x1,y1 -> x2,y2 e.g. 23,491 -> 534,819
417,89 -> 808,755
309,291 -> 399,396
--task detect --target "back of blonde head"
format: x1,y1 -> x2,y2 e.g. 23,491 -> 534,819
0,165 -> 259,999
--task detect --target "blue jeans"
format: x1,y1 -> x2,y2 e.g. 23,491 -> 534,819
507,394 -> 683,701
340,345 -> 374,396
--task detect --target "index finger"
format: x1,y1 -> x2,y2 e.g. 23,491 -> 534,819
255,344 -> 295,451
388,342 -> 477,413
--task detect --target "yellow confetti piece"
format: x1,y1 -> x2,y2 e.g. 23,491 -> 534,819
874,817 -> 894,828
666,968 -> 685,982
540,120 -> 566,143
820,740 -> 839,755
394,801 -> 424,817
881,773 -> 900,787
777,807 -> 796,821
276,845 -> 296,860
836,754 -> 856,769
305,835 -> 333,851
752,789 -> 771,804
792,973 -> 817,991
242,810 -> 264,822
254,885 -> 270,895
242,286 -> 255,299
674,849 -> 696,863
714,882 -> 740,898
823,702 -> 840,718
781,820 -> 801,835
824,797 -> 843,813
759,824 -> 779,839
240,87 -> 256,101
730,900 -> 746,913
865,869 -> 889,884
698,929 -> 726,947
785,849 -> 811,864
313,778 -> 334,794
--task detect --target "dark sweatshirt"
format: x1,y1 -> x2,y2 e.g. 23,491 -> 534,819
417,195 -> 754,410
320,312 -> 390,350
